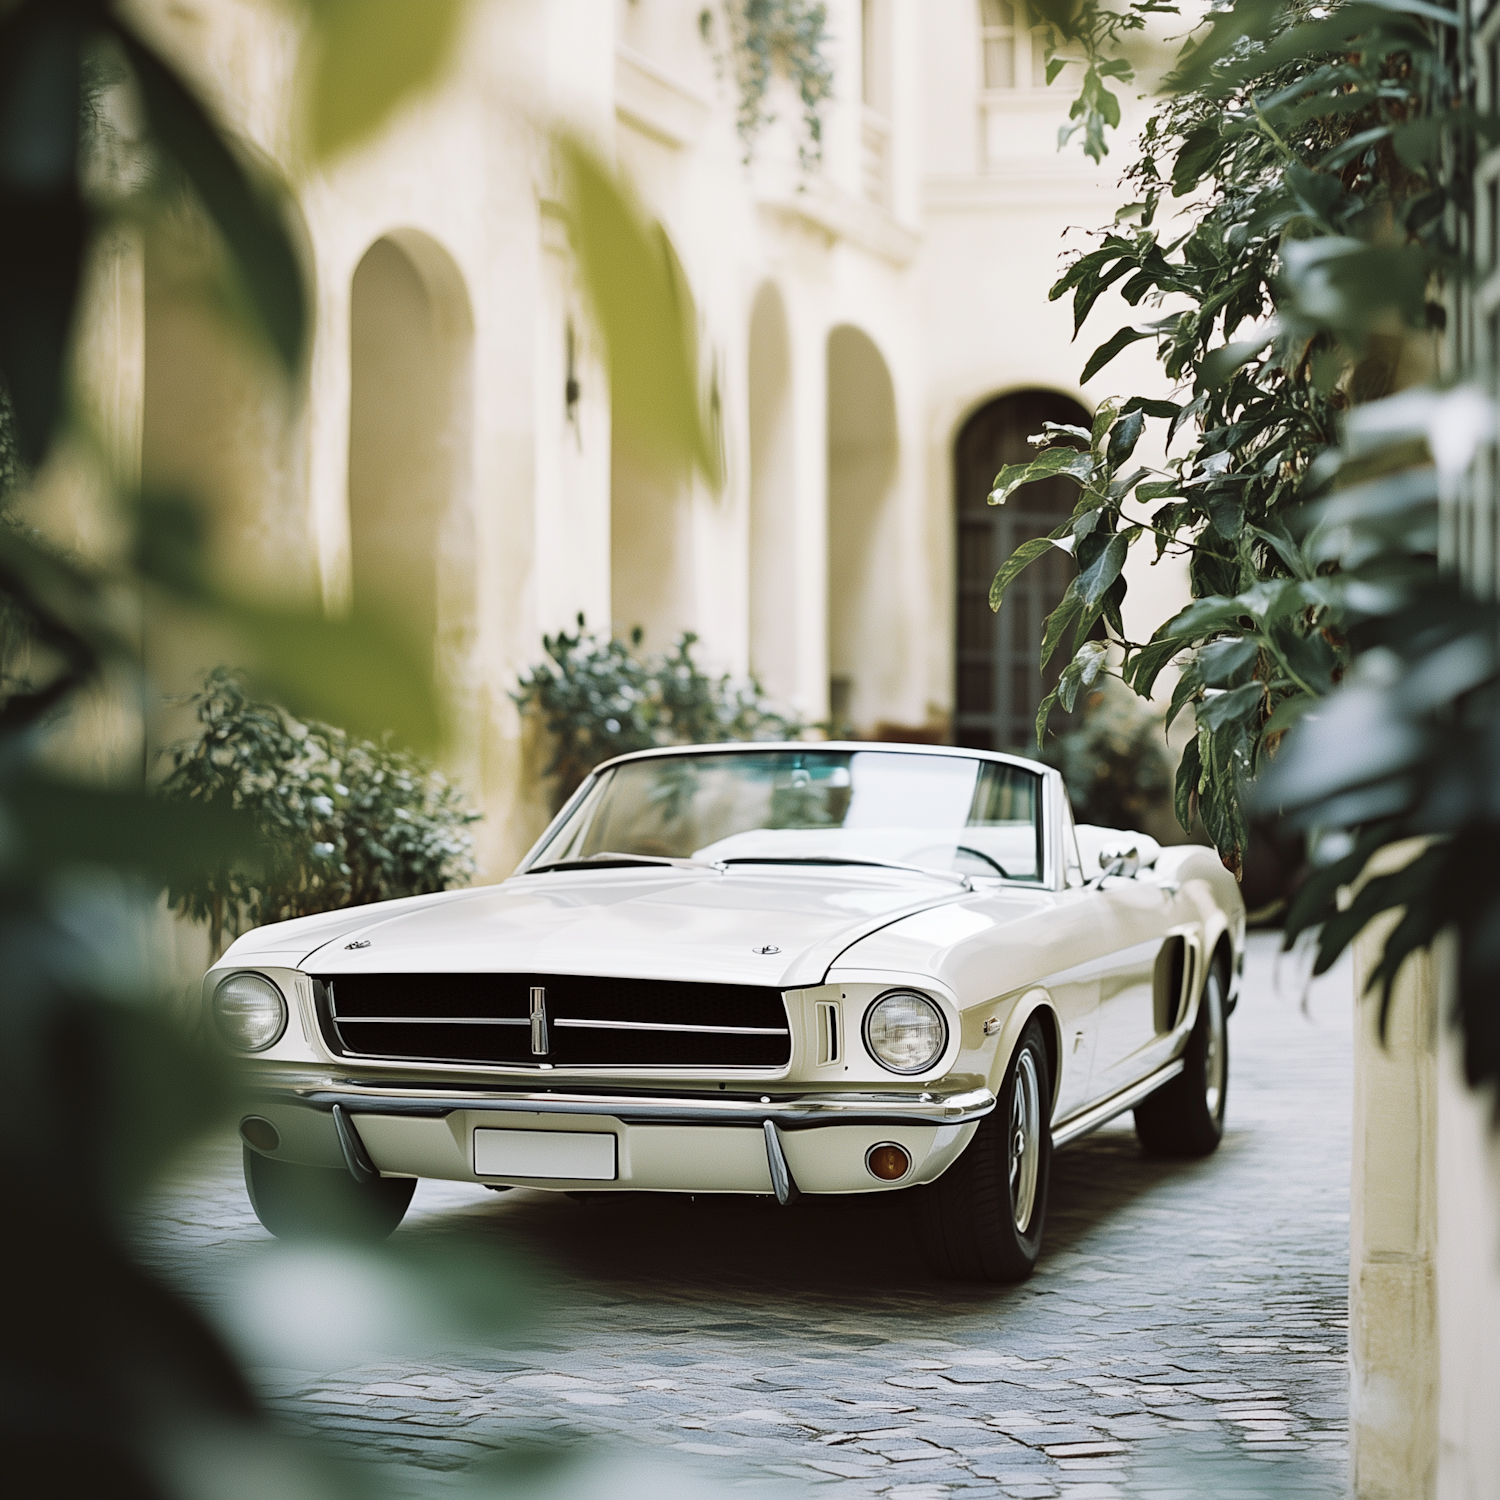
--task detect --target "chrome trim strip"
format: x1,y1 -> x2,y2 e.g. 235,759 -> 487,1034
333,1017 -> 789,1035
276,1083 -> 997,1130
1050,1060 -> 1185,1148
337,1016 -> 529,1025
554,1019 -> 790,1036
336,1020 -> 792,1032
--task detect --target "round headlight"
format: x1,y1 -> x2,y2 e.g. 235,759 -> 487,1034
864,990 -> 947,1075
212,971 -> 287,1052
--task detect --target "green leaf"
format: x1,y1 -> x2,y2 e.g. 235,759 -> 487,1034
1174,731 -> 1202,832
1197,634 -> 1259,686
1126,634 -> 1189,699
1172,122 -> 1225,195
1263,691 -> 1316,734
0,5 -> 88,464
1039,582 -> 1084,668
561,135 -> 723,486
1196,681 -> 1264,732
1077,529 -> 1131,607
1058,639 -> 1110,713
1120,396 -> 1181,420
1045,56 -> 1068,85
114,27 -> 307,371
1081,325 -> 1152,383
1106,410 -> 1145,470
2,777 -> 264,886
1136,480 -> 1180,502
304,0 -> 464,160
558,136 -> 717,486
1035,686 -> 1061,748
989,446 -> 1094,505
219,601 -> 443,752
989,533 -> 1067,610
1160,595 -> 1242,640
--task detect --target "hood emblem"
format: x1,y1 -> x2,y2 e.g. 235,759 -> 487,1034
752,944 -> 781,956
345,939 -> 371,950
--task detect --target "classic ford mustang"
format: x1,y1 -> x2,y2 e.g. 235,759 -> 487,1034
206,742 -> 1244,1281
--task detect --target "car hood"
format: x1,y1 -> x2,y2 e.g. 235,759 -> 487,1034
229,867 -> 974,989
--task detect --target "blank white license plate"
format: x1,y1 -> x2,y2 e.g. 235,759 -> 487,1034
473,1128 -> 617,1181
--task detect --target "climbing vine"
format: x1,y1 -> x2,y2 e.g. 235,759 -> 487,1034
702,1 -> 834,167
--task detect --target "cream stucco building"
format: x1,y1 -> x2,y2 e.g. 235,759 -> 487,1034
90,0 -> 1187,883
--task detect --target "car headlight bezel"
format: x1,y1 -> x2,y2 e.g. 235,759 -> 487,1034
211,970 -> 288,1053
863,989 -> 949,1075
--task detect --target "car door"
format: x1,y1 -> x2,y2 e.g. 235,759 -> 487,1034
1087,866 -> 1193,1102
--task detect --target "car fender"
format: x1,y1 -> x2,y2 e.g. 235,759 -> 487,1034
979,987 -> 1061,1115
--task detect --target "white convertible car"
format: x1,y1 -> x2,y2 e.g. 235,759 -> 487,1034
206,742 -> 1244,1282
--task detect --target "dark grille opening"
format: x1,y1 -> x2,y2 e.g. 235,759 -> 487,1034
317,972 -> 791,1069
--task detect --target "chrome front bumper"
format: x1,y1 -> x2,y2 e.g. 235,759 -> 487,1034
244,1079 -> 996,1200
268,1079 -> 998,1129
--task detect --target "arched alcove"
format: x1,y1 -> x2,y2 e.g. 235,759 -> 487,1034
826,325 -> 899,731
954,388 -> 1090,751
348,230 -> 475,691
609,403 -> 692,649
748,282 -> 796,699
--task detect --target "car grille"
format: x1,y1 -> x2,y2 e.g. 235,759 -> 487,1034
315,972 -> 791,1069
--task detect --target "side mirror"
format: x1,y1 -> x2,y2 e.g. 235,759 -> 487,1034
1098,843 -> 1141,880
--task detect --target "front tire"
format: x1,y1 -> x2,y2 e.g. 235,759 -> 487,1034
243,1147 -> 416,1241
1134,961 -> 1229,1158
918,1018 -> 1052,1283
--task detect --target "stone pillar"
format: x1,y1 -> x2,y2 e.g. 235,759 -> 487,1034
1350,909 -> 1438,1499
1435,935 -> 1500,1500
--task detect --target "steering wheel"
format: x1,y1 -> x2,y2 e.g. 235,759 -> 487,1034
954,844 -> 1010,878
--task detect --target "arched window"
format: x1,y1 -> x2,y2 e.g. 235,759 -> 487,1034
980,0 -> 1046,91
954,390 -> 1089,752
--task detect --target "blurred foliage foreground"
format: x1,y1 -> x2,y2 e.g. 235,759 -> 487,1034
0,2 -> 723,1496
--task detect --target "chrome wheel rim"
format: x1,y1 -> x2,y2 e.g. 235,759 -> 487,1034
1203,978 -> 1226,1120
1009,1048 -> 1041,1232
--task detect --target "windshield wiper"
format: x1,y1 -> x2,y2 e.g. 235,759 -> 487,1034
717,856 -> 970,887
526,852 -> 717,875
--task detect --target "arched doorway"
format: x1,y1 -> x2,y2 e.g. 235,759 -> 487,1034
954,389 -> 1089,751
348,231 -> 475,691
827,325 -> 899,732
748,282 -> 795,700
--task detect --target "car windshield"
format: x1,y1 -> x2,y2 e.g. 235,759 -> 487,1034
525,749 -> 1045,881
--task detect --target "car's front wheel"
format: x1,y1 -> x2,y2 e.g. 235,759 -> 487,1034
917,1017 -> 1052,1283
243,1147 -> 416,1241
1133,960 -> 1229,1158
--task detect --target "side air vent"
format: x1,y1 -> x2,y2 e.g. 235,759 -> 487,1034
816,1000 -> 841,1065
1153,937 -> 1190,1034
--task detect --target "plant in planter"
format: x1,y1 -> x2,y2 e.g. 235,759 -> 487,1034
159,668 -> 480,957
514,615 -> 804,811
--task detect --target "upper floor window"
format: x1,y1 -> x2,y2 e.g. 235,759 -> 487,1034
980,0 -> 1047,90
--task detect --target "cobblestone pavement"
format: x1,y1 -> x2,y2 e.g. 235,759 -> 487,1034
138,932 -> 1351,1499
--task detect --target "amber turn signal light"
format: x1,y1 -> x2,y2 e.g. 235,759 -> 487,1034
866,1143 -> 911,1181
239,1115 -> 281,1153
